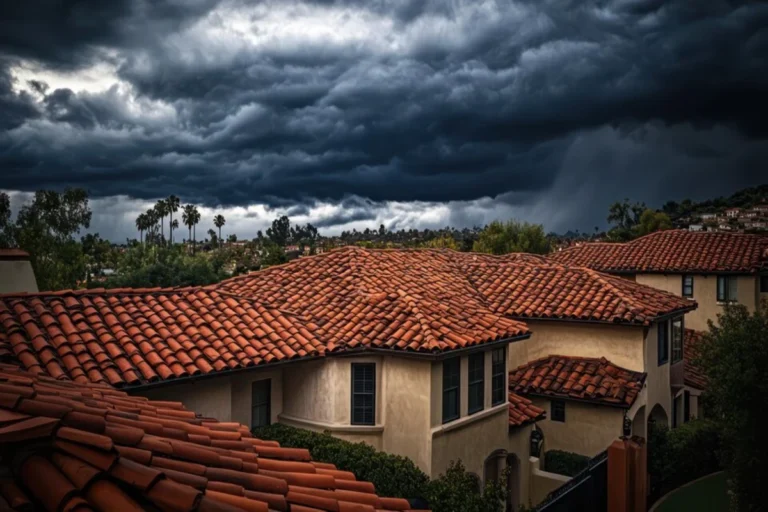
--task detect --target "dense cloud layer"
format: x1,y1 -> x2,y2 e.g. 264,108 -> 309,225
0,0 -> 766,238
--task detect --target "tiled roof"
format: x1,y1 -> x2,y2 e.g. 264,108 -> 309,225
684,329 -> 707,390
0,250 -> 29,260
549,230 -> 768,273
0,288 -> 325,387
509,355 -> 646,408
0,363 -> 426,512
456,255 -> 695,325
508,392 -> 546,428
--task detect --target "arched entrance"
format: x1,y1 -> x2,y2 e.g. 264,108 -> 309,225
631,405 -> 646,439
506,454 -> 521,512
648,403 -> 668,429
484,449 -> 507,486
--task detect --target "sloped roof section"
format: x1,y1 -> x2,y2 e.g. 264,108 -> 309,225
509,355 -> 646,408
549,230 -> 768,273
0,288 -> 325,387
508,392 -> 546,428
0,363 -> 426,512
684,329 -> 707,390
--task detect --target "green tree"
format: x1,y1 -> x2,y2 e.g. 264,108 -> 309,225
10,189 -> 92,290
207,228 -> 218,247
260,240 -> 287,267
267,215 -> 291,247
135,213 -> 147,244
472,220 -> 550,255
154,199 -> 168,243
696,304 -> 768,511
633,208 -> 672,237
81,233 -> 112,278
182,205 -> 195,244
425,460 -> 507,512
606,199 -> 646,241
214,214 -> 226,241
167,195 -> 180,244
0,192 -> 13,248
421,234 -> 459,250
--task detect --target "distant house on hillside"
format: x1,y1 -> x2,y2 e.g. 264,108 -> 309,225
725,208 -> 741,218
700,213 -> 719,221
688,224 -> 703,232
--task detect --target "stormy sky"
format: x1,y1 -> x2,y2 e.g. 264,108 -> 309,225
1,0 -> 766,241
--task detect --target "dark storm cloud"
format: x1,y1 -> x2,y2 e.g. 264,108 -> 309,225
0,0 -> 766,235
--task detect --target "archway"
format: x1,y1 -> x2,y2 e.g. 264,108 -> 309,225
467,472 -> 482,494
506,454 -> 521,512
484,449 -> 507,487
631,405 -> 646,439
648,403 -> 668,429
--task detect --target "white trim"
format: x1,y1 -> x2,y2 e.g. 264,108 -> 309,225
431,401 -> 508,438
278,413 -> 385,433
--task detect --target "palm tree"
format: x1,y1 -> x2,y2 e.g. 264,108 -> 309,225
182,205 -> 195,250
171,219 -> 179,237
145,209 -> 159,244
154,199 -> 168,243
135,213 -> 146,244
191,206 -> 201,251
167,195 -> 180,245
214,214 -> 226,242
207,228 -> 217,247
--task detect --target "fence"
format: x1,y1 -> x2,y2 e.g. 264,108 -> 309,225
536,450 -> 608,512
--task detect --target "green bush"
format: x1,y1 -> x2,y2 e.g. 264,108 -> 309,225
648,419 -> 723,500
252,424 -> 509,511
543,450 -> 590,477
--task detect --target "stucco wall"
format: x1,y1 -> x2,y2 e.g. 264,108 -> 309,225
0,260 -> 38,294
636,274 -> 757,331
281,358 -> 352,424
644,322 -> 671,426
508,321 -> 646,373
231,368 -> 284,427
137,375 -> 234,421
531,398 -> 624,457
509,426 -> 533,509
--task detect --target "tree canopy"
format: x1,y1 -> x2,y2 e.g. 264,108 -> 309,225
472,220 -> 550,255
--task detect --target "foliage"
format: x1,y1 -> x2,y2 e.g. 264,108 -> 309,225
634,209 -> 672,237
662,184 -> 768,223
260,241 -> 287,267
695,304 -> 768,511
606,199 -> 646,241
81,233 -> 115,279
0,189 -> 92,291
267,215 -> 291,246
214,214 -> 226,241
252,424 -> 508,511
543,450 -> 590,477
420,234 -> 459,250
647,419 -> 723,501
473,220 -> 550,255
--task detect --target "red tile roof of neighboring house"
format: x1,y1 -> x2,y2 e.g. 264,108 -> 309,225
0,249 -> 30,260
0,288 -> 326,388
508,392 -> 546,428
549,230 -> 768,273
0,363 -> 427,512
509,355 -> 646,408
684,329 -> 707,390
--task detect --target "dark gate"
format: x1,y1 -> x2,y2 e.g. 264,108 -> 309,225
535,450 -> 608,512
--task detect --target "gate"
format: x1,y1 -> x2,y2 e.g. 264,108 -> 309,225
536,450 -> 608,512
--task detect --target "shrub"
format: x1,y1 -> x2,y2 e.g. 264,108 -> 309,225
252,424 -> 508,511
543,450 -> 590,477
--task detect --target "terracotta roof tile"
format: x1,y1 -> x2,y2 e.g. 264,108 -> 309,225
507,392 -> 546,428
509,355 -> 646,408
683,329 -> 707,390
549,230 -> 768,273
0,363 -> 427,511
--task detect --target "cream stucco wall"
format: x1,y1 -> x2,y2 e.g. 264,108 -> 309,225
0,259 -> 38,294
636,273 -> 758,331
532,398 -> 624,457
644,321 -> 671,426
508,321 -> 646,373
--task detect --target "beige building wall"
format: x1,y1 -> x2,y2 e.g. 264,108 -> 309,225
531,398 -> 624,457
508,321 -> 646,373
644,321 -> 671,426
0,259 -> 38,294
636,273 -> 757,331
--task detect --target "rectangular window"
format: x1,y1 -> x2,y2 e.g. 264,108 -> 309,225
682,275 -> 694,298
442,358 -> 461,423
717,276 -> 738,302
551,400 -> 566,422
251,379 -> 271,428
760,275 -> 768,293
684,391 -> 690,423
351,363 -> 376,425
671,317 -> 684,364
658,320 -> 669,365
491,347 -> 506,406
468,353 -> 485,414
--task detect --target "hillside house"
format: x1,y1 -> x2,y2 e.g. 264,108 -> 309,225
725,208 -> 741,218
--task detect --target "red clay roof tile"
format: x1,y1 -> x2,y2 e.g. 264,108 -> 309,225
683,329 -> 707,390
507,392 -> 546,428
0,363 -> 427,512
549,230 -> 768,273
510,355 -> 646,408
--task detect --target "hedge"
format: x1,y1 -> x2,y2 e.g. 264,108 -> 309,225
648,418 -> 723,501
252,424 -> 509,512
544,450 -> 591,477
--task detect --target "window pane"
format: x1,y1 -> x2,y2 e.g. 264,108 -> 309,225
727,277 -> 738,301
551,400 -> 565,422
682,275 -> 693,297
717,276 -> 726,301
443,358 -> 460,423
251,379 -> 271,427
658,321 -> 668,365
761,276 -> 768,293
468,353 -> 484,414
352,363 -> 375,425
671,318 -> 683,363
491,348 -> 505,406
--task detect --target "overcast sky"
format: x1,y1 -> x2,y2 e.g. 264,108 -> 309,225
1,0 -> 766,241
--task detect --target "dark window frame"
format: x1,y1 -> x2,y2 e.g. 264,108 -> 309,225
468,353 -> 485,415
491,347 -> 506,406
658,320 -> 669,366
551,400 -> 566,422
671,316 -> 684,364
717,275 -> 738,303
684,390 -> 690,423
442,357 -> 461,424
682,275 -> 694,298
351,363 -> 376,426
251,379 -> 271,428
760,275 -> 768,293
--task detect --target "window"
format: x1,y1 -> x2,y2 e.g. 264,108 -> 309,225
491,347 -> 506,406
760,275 -> 768,293
551,400 -> 565,422
684,391 -> 690,423
671,317 -> 684,364
442,358 -> 461,423
251,379 -> 271,427
658,320 -> 669,365
682,275 -> 694,298
351,363 -> 376,425
468,353 -> 485,414
717,276 -> 738,302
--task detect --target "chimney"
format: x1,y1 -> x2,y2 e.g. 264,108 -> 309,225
0,249 -> 39,294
